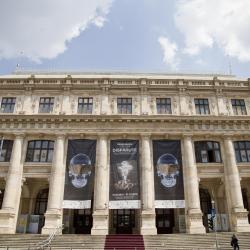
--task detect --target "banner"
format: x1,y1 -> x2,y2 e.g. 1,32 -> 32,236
63,139 -> 96,209
109,140 -> 140,209
153,140 -> 185,208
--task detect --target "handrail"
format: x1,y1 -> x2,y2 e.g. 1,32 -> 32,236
28,224 -> 63,250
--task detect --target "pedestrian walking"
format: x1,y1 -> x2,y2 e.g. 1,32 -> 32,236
231,234 -> 239,250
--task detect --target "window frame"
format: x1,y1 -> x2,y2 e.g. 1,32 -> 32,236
117,97 -> 132,114
231,99 -> 247,115
25,140 -> 54,163
195,141 -> 222,163
77,97 -> 93,114
194,98 -> 210,115
38,97 -> 54,113
234,141 -> 250,163
0,140 -> 13,162
156,98 -> 172,114
0,97 -> 16,113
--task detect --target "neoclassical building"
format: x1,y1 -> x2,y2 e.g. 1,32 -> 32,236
0,72 -> 249,236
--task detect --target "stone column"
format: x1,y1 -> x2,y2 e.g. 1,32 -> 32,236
223,136 -> 250,232
0,134 -> 24,234
91,135 -> 109,235
183,135 -> 205,234
42,134 -> 66,234
140,134 -> 157,235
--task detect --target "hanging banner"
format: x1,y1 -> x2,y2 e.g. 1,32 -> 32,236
63,139 -> 96,209
109,140 -> 140,209
153,140 -> 185,208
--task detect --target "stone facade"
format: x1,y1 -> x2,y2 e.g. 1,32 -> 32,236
0,72 -> 249,235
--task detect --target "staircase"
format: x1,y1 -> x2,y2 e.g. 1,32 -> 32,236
104,235 -> 145,250
144,232 -> 250,250
0,233 -> 249,249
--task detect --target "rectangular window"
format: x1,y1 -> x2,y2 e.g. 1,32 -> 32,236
234,141 -> 250,162
231,99 -> 247,115
156,98 -> 172,114
117,98 -> 132,114
195,141 -> 222,163
1,97 -> 16,113
194,98 -> 210,115
0,140 -> 13,162
78,97 -> 93,114
39,97 -> 54,113
26,140 -> 54,162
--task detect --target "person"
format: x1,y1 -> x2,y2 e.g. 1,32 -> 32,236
231,234 -> 239,250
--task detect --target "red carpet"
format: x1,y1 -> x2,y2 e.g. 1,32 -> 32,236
104,235 -> 145,250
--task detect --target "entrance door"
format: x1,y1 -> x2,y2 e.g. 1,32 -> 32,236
113,209 -> 135,234
73,209 -> 92,234
156,209 -> 174,234
199,188 -> 212,232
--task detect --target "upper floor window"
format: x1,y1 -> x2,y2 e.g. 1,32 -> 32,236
117,98 -> 132,114
231,99 -> 247,115
78,97 -> 93,114
195,141 -> 221,163
39,97 -> 54,113
234,141 -> 250,162
156,98 -> 172,114
195,98 -> 210,115
1,97 -> 16,113
0,140 -> 13,162
26,140 -> 54,162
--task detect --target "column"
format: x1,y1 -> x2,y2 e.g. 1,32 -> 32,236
42,134 -> 66,234
0,134 -> 24,234
91,135 -> 109,235
223,136 -> 250,232
183,135 -> 205,234
140,134 -> 157,235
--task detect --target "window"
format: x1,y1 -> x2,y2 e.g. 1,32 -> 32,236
231,99 -> 247,115
0,140 -> 13,162
0,189 -> 4,209
117,98 -> 132,114
34,188 -> 48,215
234,141 -> 250,162
156,98 -> 172,114
39,97 -> 54,113
1,97 -> 16,113
26,140 -> 54,162
195,141 -> 222,163
78,97 -> 93,114
195,98 -> 210,115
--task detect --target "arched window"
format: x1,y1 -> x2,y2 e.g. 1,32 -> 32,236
34,188 -> 49,215
195,141 -> 221,163
26,140 -> 54,162
0,189 -> 4,209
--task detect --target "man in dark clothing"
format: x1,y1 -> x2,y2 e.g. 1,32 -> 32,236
231,234 -> 239,250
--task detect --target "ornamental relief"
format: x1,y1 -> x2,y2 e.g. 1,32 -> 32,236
69,95 -> 76,114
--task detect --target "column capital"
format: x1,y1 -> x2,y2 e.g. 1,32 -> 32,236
14,133 -> 25,139
222,133 -> 235,141
182,133 -> 193,139
140,133 -> 151,139
97,133 -> 109,140
55,133 -> 66,140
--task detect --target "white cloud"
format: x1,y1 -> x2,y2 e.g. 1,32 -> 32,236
0,0 -> 113,62
158,36 -> 179,70
175,0 -> 250,62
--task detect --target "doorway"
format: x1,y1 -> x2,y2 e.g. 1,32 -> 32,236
156,209 -> 175,234
199,188 -> 212,232
113,209 -> 135,234
73,209 -> 92,234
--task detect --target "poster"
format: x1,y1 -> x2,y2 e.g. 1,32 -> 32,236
63,139 -> 96,209
153,140 -> 185,208
109,140 -> 140,209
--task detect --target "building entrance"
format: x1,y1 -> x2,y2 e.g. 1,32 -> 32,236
73,209 -> 92,234
156,209 -> 175,234
113,209 -> 135,234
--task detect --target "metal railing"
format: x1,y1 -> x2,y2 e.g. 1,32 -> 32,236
28,225 -> 63,250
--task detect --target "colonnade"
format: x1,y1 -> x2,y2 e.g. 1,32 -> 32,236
0,133 -> 249,234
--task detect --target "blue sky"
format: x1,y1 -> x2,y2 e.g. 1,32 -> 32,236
0,0 -> 250,77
